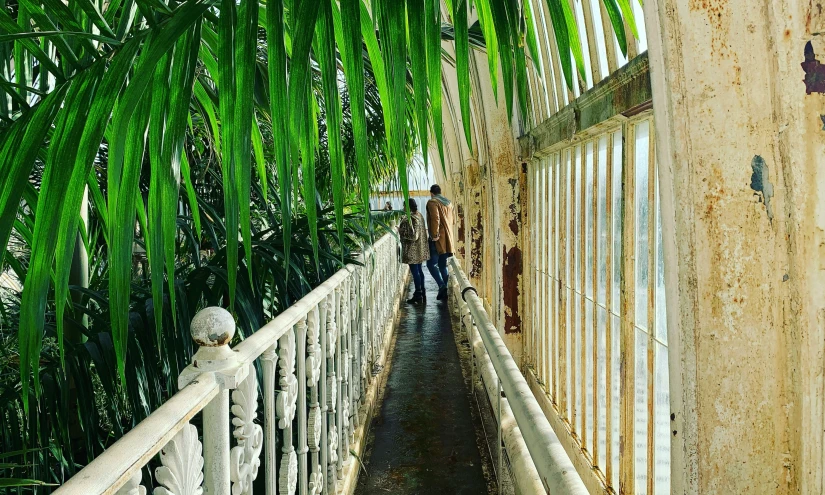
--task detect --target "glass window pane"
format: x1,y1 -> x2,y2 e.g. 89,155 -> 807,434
632,0 -> 648,53
574,295 -> 582,434
586,141 -> 594,298
655,173 -> 667,343
567,287 -> 573,421
566,150 -> 572,282
555,154 -> 562,399
634,121 -> 650,332
654,343 -> 671,495
586,302 -> 594,453
573,0 -> 594,89
615,27 -> 629,68
597,136 -> 608,306
611,130 -> 623,312
634,328 -> 648,495
575,145 -> 582,292
588,0 -> 610,78
611,313 -> 621,490
597,306 -> 608,472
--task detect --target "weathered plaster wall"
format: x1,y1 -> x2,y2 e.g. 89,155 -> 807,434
645,0 -> 825,492
433,26 -> 526,364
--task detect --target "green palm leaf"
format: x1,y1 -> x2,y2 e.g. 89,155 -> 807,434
265,0 -> 292,277
286,0 -> 321,265
233,0 -> 258,285
335,0 -> 371,224
407,0 -> 429,169
453,0 -> 472,148
218,0 -> 239,310
316,0 -> 346,257
425,0 -> 444,170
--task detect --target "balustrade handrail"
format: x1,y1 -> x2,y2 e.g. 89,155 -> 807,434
233,233 -> 393,365
448,257 -> 588,495
55,230 -> 405,495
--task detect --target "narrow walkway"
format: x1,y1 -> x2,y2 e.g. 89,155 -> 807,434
355,276 -> 489,494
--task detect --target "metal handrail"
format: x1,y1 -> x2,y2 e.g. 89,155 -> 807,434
449,257 -> 588,495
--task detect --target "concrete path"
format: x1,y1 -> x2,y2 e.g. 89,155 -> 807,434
354,276 -> 489,494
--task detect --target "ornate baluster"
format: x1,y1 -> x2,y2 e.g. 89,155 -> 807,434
154,424 -> 204,495
306,306 -> 324,495
115,470 -> 146,495
334,286 -> 344,478
340,277 -> 351,463
318,300 -> 329,495
347,275 -> 357,444
295,317 -> 309,495
324,293 -> 339,493
277,329 -> 298,495
351,271 -> 362,431
261,344 -> 278,494
184,308 -> 246,495
230,363 -> 263,495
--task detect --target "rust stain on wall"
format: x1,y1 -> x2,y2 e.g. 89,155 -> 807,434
508,178 -> 520,236
502,245 -> 522,334
457,204 -> 466,258
688,0 -> 731,58
807,0 -> 825,34
470,211 -> 484,279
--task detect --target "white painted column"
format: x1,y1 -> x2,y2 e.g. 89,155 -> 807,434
644,0 -> 825,493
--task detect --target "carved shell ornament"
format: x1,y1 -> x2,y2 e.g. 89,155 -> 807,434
154,424 -> 204,495
278,450 -> 298,495
230,364 -> 263,495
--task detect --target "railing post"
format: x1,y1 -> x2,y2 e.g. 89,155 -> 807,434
296,317 -> 309,495
181,307 -> 247,495
261,344 -> 278,494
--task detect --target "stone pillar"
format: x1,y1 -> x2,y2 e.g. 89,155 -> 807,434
644,0 -> 825,493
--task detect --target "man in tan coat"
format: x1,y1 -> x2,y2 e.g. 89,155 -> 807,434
426,184 -> 454,300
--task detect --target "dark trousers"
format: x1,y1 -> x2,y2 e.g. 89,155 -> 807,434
426,240 -> 451,288
409,263 -> 424,293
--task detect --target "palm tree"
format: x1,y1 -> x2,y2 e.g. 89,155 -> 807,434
0,0 -> 637,488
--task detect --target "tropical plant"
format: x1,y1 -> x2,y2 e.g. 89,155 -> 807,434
0,0 -> 638,489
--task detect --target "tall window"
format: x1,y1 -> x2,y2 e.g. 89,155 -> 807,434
528,115 -> 669,494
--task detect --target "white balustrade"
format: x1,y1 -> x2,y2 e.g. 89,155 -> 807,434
54,232 -> 405,495
448,257 -> 587,495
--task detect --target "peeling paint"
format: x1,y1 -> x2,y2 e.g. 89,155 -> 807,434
508,178 -> 520,236
801,41 -> 825,94
470,210 -> 484,279
749,155 -> 775,222
457,204 -> 466,258
502,245 -> 522,334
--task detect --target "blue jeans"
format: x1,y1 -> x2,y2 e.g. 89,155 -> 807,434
409,263 -> 424,293
426,240 -> 451,288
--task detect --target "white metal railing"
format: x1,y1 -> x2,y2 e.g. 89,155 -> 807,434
55,231 -> 406,495
448,257 -> 588,495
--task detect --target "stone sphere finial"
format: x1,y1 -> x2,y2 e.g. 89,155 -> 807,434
190,307 -> 235,347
